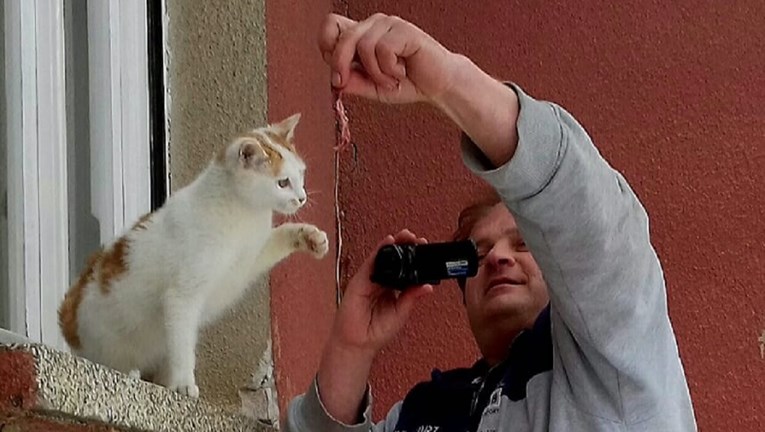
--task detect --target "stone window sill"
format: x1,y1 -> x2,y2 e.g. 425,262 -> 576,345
0,331 -> 276,432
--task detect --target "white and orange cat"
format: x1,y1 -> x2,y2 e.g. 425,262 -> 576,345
58,114 -> 327,397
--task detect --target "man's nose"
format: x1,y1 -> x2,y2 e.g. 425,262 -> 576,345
486,240 -> 517,268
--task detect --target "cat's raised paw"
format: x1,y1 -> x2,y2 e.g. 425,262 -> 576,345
298,225 -> 329,258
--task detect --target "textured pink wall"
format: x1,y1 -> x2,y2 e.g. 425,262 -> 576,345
267,0 -> 338,411
333,1 -> 765,430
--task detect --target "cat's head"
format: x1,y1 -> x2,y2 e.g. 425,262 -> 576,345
218,113 -> 308,215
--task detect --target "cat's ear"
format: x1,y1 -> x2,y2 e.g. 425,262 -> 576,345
238,139 -> 269,170
270,113 -> 301,142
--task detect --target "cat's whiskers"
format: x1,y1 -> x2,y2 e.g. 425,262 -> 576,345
304,190 -> 321,212
286,212 -> 304,224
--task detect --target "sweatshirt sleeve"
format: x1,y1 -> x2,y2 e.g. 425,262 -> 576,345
461,83 -> 695,425
283,378 -> 402,432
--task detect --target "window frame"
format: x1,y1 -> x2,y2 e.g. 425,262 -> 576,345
3,0 -> 164,349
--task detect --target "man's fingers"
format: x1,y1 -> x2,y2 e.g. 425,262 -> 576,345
396,284 -> 434,318
393,229 -> 418,244
319,13 -> 439,102
342,70 -> 382,99
362,234 -> 395,265
331,15 -> 385,87
318,14 -> 357,59
357,20 -> 399,89
376,30 -> 409,80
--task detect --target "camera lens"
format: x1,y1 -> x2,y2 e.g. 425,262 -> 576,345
371,244 -> 416,287
370,240 -> 478,289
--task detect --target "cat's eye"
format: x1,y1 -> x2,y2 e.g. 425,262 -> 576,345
277,178 -> 290,188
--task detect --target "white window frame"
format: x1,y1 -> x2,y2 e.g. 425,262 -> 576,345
88,0 -> 151,241
3,0 -> 153,349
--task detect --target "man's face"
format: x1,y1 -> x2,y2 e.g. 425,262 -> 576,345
464,203 -> 549,334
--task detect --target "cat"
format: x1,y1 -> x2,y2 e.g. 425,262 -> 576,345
58,113 -> 328,398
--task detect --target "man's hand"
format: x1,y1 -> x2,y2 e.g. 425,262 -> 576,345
318,13 -> 459,105
318,12 -> 520,167
331,229 -> 434,355
316,229 -> 433,424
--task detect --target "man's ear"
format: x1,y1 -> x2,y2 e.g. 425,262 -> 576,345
270,113 -> 301,142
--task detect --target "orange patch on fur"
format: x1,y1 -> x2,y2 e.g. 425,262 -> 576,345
264,130 -> 297,154
259,142 -> 284,175
132,212 -> 153,231
58,253 -> 100,349
240,132 -> 286,175
99,237 -> 130,293
59,235 -> 132,348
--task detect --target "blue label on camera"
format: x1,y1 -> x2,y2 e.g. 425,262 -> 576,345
445,260 -> 470,277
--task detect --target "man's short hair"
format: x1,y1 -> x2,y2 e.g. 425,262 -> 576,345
452,191 -> 502,292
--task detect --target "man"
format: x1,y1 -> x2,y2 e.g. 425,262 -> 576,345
285,12 -> 697,431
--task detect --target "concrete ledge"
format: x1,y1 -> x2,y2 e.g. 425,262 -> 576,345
0,343 -> 276,432
0,328 -> 32,345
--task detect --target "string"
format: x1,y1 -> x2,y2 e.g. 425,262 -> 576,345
332,90 -> 351,305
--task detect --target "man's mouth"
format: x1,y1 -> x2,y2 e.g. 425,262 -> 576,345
486,276 -> 526,293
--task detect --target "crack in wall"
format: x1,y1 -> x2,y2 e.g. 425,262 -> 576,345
239,339 -> 279,428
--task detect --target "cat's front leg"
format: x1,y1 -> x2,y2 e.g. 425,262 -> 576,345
255,223 -> 329,272
159,295 -> 202,398
291,223 -> 330,259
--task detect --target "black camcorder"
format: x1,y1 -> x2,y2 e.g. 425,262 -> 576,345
370,240 -> 479,290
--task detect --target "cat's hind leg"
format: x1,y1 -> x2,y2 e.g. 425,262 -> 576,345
155,291 -> 202,398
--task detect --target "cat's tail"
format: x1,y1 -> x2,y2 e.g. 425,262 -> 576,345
58,252 -> 101,350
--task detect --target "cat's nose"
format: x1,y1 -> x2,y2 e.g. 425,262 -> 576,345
298,197 -> 306,205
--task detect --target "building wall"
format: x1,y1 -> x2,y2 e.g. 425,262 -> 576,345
335,1 -> 765,430
0,0 -> 7,330
165,0 -> 271,411
265,0 -> 338,411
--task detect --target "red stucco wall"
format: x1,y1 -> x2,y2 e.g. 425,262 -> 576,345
331,1 -> 765,430
266,0 -> 338,412
0,351 -> 36,412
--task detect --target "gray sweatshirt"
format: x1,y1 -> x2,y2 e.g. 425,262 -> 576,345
285,84 -> 697,431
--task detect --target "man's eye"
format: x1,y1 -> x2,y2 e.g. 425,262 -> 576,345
516,241 -> 528,251
277,178 -> 290,188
